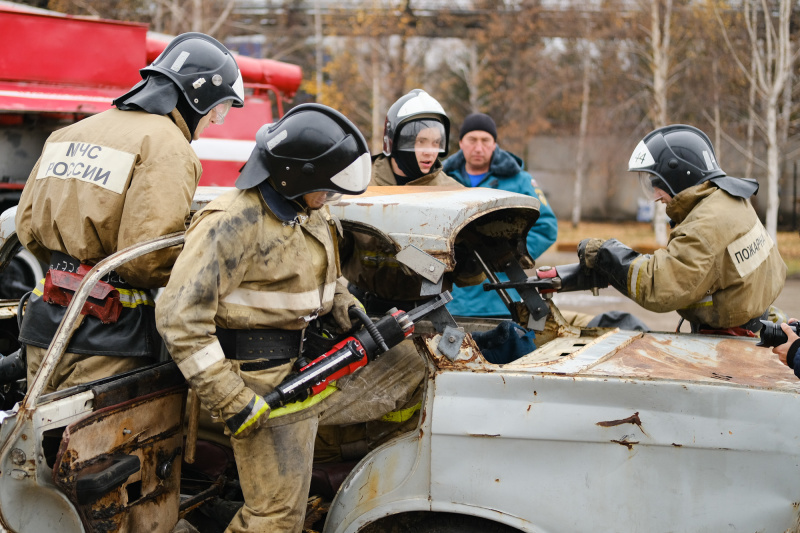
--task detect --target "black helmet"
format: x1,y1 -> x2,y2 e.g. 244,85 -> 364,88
628,124 -> 726,197
235,103 -> 371,199
142,32 -> 244,115
382,89 -> 450,158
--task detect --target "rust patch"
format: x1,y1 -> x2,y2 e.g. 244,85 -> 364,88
671,443 -> 683,447
419,334 -> 485,369
596,412 -> 648,436
611,438 -> 639,450
586,334 -> 800,392
596,412 -> 640,427
710,372 -> 733,381
526,405 -> 531,412
50,389 -> 184,532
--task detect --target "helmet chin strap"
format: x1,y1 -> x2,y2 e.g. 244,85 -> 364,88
258,179 -> 306,223
652,176 -> 679,197
175,97 -> 205,139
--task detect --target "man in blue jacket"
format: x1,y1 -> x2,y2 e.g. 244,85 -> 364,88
443,113 -> 558,317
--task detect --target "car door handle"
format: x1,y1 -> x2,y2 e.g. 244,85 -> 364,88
76,454 -> 141,504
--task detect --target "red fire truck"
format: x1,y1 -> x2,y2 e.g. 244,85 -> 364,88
0,2 -> 302,212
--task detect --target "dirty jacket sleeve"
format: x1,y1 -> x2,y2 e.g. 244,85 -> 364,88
156,208 -> 255,421
596,184 -> 785,328
595,232 -> 718,314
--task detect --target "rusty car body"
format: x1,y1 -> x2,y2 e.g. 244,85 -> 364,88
0,186 -> 797,532
328,187 -> 800,532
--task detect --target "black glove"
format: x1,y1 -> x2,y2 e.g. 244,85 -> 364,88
555,263 -> 609,293
578,238 -> 607,273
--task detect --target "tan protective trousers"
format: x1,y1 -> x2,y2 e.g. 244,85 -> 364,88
314,339 -> 425,463
226,415 -> 319,533
215,339 -> 426,532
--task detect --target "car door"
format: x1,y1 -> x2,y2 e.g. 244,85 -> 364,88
0,224 -> 189,533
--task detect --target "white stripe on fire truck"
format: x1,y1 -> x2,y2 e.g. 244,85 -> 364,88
0,89 -> 112,102
191,138 -> 256,162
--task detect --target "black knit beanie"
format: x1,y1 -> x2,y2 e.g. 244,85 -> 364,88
459,113 -> 497,140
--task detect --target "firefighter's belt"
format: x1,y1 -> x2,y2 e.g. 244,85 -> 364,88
216,328 -> 303,361
43,264 -> 122,324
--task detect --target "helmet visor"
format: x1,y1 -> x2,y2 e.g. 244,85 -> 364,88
329,151 -> 372,195
211,100 -> 233,125
304,190 -> 343,207
395,120 -> 446,155
321,191 -> 343,203
638,172 -> 672,199
639,172 -> 655,198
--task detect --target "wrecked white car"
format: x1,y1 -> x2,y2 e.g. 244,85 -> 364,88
0,186 -> 796,533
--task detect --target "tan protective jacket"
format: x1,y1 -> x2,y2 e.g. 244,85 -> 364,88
16,108 -> 201,289
156,188 -> 347,424
626,183 -> 786,328
341,155 -> 463,303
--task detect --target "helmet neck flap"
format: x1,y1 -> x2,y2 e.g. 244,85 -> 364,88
114,75 -> 179,115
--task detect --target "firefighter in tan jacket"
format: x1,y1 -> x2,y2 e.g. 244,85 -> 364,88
16,33 -> 244,393
579,124 -> 786,335
344,89 -> 462,310
314,91 -> 464,463
156,104 -> 372,532
369,88 -> 461,188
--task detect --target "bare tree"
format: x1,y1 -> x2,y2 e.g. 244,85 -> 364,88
645,0 -> 676,246
715,0 -> 796,239
47,0 -> 237,38
370,42 -> 384,153
572,45 -> 592,228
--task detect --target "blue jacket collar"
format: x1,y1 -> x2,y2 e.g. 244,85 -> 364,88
442,146 -> 525,185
